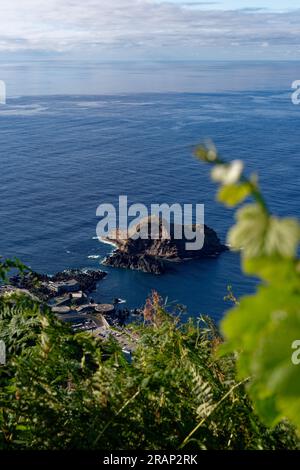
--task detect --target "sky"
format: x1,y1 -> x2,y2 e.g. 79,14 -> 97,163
168,0 -> 300,10
0,0 -> 299,61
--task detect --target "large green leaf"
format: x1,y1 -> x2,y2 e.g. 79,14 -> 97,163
228,205 -> 300,258
217,182 -> 252,207
220,262 -> 300,428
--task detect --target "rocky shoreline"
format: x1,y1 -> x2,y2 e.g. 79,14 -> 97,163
104,252 -> 167,274
0,219 -> 227,348
9,269 -> 107,302
0,218 -> 227,352
102,217 -> 227,274
0,268 -> 139,355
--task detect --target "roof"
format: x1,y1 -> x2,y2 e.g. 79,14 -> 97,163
57,313 -> 88,323
76,304 -> 97,313
95,304 -> 115,314
57,312 -> 110,329
52,306 -> 73,314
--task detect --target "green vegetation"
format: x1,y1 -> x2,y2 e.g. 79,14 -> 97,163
0,146 -> 299,450
0,266 -> 298,450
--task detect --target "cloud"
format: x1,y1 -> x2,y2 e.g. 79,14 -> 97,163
0,0 -> 299,55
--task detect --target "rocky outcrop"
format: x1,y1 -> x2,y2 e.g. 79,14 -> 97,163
102,217 -> 227,274
50,270 -> 106,294
104,252 -> 166,275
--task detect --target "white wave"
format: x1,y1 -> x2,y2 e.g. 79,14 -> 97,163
93,236 -> 118,249
119,101 -> 155,106
0,104 -> 47,116
99,237 -> 118,249
76,100 -> 155,108
87,255 -> 101,259
77,101 -> 107,108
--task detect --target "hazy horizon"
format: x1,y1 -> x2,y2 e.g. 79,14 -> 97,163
0,60 -> 299,97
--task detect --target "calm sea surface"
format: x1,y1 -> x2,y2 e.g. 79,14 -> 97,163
0,62 -> 299,321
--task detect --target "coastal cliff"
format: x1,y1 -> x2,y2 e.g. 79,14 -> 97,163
102,216 -> 227,274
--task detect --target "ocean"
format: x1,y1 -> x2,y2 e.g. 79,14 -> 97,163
0,61 -> 299,321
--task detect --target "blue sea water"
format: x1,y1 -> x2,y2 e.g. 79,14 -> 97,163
0,62 -> 299,321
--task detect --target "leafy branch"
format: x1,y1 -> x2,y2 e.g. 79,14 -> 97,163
195,143 -> 300,431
